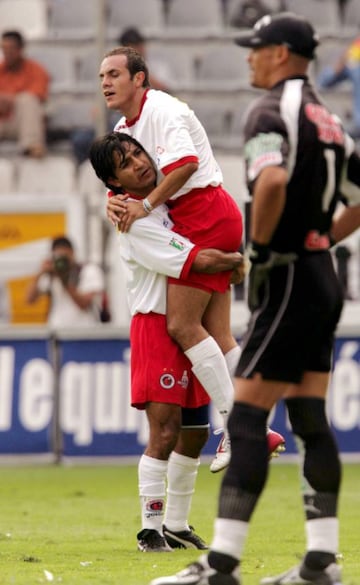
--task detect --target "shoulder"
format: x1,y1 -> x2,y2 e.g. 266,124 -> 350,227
25,58 -> 49,76
146,89 -> 188,115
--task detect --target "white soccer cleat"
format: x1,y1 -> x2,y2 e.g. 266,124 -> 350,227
149,554 -> 240,585
260,562 -> 342,585
209,429 -> 230,473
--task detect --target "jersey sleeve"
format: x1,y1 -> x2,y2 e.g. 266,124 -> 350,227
243,104 -> 289,187
121,211 -> 197,278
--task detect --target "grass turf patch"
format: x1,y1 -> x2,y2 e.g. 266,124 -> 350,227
0,462 -> 358,585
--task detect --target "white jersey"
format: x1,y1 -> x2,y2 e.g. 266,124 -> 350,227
37,263 -> 105,327
117,202 -> 196,316
114,89 -> 223,199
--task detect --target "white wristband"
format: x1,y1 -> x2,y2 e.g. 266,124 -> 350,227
143,198 -> 154,214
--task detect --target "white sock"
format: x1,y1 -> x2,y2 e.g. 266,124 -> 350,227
164,452 -> 200,532
306,518 -> 339,554
138,454 -> 168,532
224,345 -> 241,377
211,518 -> 249,560
185,337 -> 234,417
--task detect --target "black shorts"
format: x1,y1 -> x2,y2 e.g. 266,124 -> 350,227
236,252 -> 343,384
181,404 -> 209,428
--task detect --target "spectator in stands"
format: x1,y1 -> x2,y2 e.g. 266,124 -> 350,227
228,0 -> 286,28
119,27 -> 174,94
26,236 -> 106,327
317,36 -> 360,139
0,30 -> 50,158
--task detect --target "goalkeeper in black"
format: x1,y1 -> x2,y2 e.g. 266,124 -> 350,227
150,11 -> 360,585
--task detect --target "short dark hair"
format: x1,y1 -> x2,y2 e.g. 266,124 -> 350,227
51,236 -> 73,251
104,46 -> 150,87
1,30 -> 25,48
89,132 -> 150,192
118,27 -> 145,46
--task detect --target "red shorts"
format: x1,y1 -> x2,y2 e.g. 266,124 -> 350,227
130,312 -> 210,410
168,186 -> 243,293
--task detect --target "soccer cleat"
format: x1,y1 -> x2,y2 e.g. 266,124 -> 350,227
149,554 -> 240,585
210,429 -> 230,473
137,528 -> 173,552
163,524 -> 209,550
267,427 -> 286,458
260,562 -> 342,585
210,427 -> 285,473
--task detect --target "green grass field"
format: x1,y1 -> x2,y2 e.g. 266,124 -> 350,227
0,462 -> 358,585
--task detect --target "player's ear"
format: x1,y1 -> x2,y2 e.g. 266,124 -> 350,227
134,71 -> 145,88
106,178 -> 125,194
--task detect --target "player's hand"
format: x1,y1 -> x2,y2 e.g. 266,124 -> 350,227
117,200 -> 148,233
230,254 -> 248,284
106,191 -> 130,227
246,242 -> 297,310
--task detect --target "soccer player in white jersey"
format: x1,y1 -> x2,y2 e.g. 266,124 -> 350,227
90,132 -> 246,552
99,47 -> 285,472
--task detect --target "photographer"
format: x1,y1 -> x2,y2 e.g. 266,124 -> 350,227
26,236 -> 106,327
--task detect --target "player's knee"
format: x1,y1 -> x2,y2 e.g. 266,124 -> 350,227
166,316 -> 196,348
177,427 -> 209,457
286,397 -> 329,438
286,397 -> 341,493
149,420 -> 181,459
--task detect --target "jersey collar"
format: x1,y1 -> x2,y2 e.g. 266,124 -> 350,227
125,89 -> 150,127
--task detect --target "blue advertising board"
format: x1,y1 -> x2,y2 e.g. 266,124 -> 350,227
0,329 -> 359,458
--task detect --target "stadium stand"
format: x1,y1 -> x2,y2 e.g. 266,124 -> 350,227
47,0 -> 99,41
107,0 -> 165,39
0,0 -> 48,40
16,155 -> 77,195
0,0 -> 359,321
165,0 -> 225,37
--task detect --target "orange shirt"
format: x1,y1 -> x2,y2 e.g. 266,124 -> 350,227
0,58 -> 50,101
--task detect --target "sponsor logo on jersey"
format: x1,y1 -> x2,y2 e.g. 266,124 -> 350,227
305,104 -> 344,145
169,237 -> 185,251
160,372 -> 176,389
179,370 -> 189,389
245,132 -> 283,180
304,230 -> 330,250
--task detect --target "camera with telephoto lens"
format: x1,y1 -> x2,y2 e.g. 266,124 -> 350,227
53,255 -> 71,274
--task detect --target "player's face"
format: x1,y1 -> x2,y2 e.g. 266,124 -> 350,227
247,46 -> 279,89
110,143 -> 157,196
99,54 -> 142,112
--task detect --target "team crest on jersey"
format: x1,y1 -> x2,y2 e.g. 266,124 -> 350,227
160,372 -> 176,389
305,104 -> 344,145
245,132 -> 283,181
169,237 -> 185,251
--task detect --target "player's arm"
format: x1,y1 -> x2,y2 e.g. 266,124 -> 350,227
124,214 -> 244,281
332,141 -> 360,243
250,166 -> 288,244
191,249 -> 244,274
117,161 -> 198,233
330,203 -> 360,244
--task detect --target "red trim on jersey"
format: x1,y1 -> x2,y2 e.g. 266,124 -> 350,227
126,89 -> 150,127
179,245 -> 201,280
161,156 -> 199,175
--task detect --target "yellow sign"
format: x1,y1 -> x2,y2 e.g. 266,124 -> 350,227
0,212 -> 66,323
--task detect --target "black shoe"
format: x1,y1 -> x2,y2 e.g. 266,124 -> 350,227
137,528 -> 173,552
163,524 -> 209,550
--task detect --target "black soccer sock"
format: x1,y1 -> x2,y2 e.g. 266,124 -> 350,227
218,402 -> 269,522
286,397 -> 341,519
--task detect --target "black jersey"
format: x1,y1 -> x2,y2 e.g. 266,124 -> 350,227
243,76 -> 360,254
